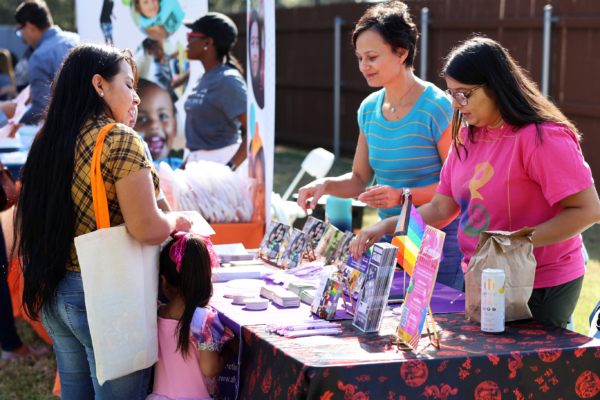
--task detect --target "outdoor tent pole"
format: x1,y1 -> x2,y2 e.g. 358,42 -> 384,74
420,8 -> 429,81
542,5 -> 553,97
333,16 -> 343,159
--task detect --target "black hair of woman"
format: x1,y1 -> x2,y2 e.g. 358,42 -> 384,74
160,235 -> 213,358
248,8 -> 264,108
15,43 -> 138,320
351,1 -> 418,68
443,36 -> 580,159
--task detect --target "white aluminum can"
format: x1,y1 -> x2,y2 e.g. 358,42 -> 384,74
481,269 -> 505,333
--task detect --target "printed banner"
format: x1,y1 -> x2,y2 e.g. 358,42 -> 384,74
247,0 -> 275,226
76,0 -> 208,142
397,226 -> 446,349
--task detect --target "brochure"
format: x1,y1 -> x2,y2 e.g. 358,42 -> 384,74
280,229 -> 309,269
257,221 -> 291,260
397,226 -> 446,349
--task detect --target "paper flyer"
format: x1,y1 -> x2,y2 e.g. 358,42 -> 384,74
397,226 -> 445,349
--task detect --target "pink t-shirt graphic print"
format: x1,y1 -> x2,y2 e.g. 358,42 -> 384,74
437,122 -> 593,289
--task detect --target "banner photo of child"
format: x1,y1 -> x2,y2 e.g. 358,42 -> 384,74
134,79 -> 183,169
131,0 -> 185,41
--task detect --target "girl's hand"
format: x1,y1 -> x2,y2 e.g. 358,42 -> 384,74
297,179 -> 328,215
358,185 -> 401,209
349,222 -> 388,260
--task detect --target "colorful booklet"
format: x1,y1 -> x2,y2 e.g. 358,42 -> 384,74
302,216 -> 326,250
341,252 -> 371,298
397,226 -> 445,349
331,231 -> 355,266
257,221 -> 291,260
280,229 -> 309,269
311,275 -> 343,320
352,243 -> 398,332
313,224 -> 344,263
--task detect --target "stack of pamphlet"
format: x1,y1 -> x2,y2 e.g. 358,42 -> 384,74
300,290 -> 315,304
289,282 -> 316,296
260,286 -> 276,299
272,288 -> 301,308
352,243 -> 398,332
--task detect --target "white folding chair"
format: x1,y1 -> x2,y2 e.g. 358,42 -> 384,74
274,148 -> 334,225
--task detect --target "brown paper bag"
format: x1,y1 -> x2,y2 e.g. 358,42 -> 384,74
465,227 -> 536,323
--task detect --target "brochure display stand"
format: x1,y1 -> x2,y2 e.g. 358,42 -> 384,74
393,226 -> 445,351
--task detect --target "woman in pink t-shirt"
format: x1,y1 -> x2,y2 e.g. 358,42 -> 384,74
351,37 -> 600,328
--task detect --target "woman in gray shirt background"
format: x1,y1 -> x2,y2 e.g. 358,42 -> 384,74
183,13 -> 248,170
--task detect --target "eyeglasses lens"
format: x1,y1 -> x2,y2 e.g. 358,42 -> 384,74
15,26 -> 23,38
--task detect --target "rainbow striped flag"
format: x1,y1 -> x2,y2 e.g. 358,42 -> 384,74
391,200 -> 426,276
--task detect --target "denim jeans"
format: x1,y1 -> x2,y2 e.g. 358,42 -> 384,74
41,270 -> 151,400
0,219 -> 23,352
382,217 -> 464,291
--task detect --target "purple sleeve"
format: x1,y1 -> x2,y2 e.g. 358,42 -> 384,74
525,124 -> 594,206
190,307 -> 235,352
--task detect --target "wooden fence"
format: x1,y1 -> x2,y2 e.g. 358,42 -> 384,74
228,0 -> 600,179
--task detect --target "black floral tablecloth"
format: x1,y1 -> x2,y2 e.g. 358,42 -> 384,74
238,313 -> 600,400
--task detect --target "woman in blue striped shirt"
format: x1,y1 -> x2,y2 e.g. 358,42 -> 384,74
297,1 -> 463,290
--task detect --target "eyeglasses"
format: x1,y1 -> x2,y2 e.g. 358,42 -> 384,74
187,32 -> 207,42
15,25 -> 24,38
445,83 -> 486,106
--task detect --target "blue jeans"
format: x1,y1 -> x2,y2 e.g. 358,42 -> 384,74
41,270 -> 151,400
382,217 -> 464,291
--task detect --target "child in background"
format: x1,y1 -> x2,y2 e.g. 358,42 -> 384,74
135,0 -> 184,40
148,233 -> 239,400
128,103 -> 172,212
141,39 -> 176,99
135,78 -> 182,169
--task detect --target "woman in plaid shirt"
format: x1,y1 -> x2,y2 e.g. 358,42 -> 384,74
14,43 -> 193,399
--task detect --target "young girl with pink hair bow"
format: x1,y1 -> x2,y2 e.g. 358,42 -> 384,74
147,233 -> 239,400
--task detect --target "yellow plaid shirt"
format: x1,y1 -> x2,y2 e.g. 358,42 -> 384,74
68,115 -> 160,271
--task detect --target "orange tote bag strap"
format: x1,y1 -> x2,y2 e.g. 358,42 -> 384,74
90,123 -> 117,230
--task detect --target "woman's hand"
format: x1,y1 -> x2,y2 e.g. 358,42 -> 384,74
297,179 -> 328,215
172,212 -> 193,233
358,185 -> 401,209
350,220 -> 393,259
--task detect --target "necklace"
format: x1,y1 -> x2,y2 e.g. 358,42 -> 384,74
485,123 -> 505,135
389,80 -> 417,113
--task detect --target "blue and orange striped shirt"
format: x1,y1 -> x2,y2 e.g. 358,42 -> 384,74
358,83 -> 453,219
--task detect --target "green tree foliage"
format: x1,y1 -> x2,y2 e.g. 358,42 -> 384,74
0,0 -> 76,31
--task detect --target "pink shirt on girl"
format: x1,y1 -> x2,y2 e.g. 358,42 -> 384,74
437,122 -> 593,289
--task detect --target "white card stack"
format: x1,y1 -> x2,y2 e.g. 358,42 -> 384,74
272,288 -> 301,308
352,243 -> 398,332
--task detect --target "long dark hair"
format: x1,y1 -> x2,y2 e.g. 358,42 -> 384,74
351,1 -> 418,68
160,236 -> 213,358
212,29 -> 244,77
248,9 -> 263,108
442,36 -> 579,159
15,43 -> 138,321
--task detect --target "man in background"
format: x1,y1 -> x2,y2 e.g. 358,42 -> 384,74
14,1 -> 79,125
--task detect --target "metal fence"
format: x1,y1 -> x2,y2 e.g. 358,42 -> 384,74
228,0 -> 600,180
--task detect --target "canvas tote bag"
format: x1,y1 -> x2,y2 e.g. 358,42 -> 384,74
74,123 -> 160,385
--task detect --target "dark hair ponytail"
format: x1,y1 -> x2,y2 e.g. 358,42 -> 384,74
442,36 -> 580,159
160,236 -> 213,359
15,43 -> 138,321
226,52 -> 244,76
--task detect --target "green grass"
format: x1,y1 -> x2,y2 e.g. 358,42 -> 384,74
1,146 -> 599,398
0,320 -> 56,400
